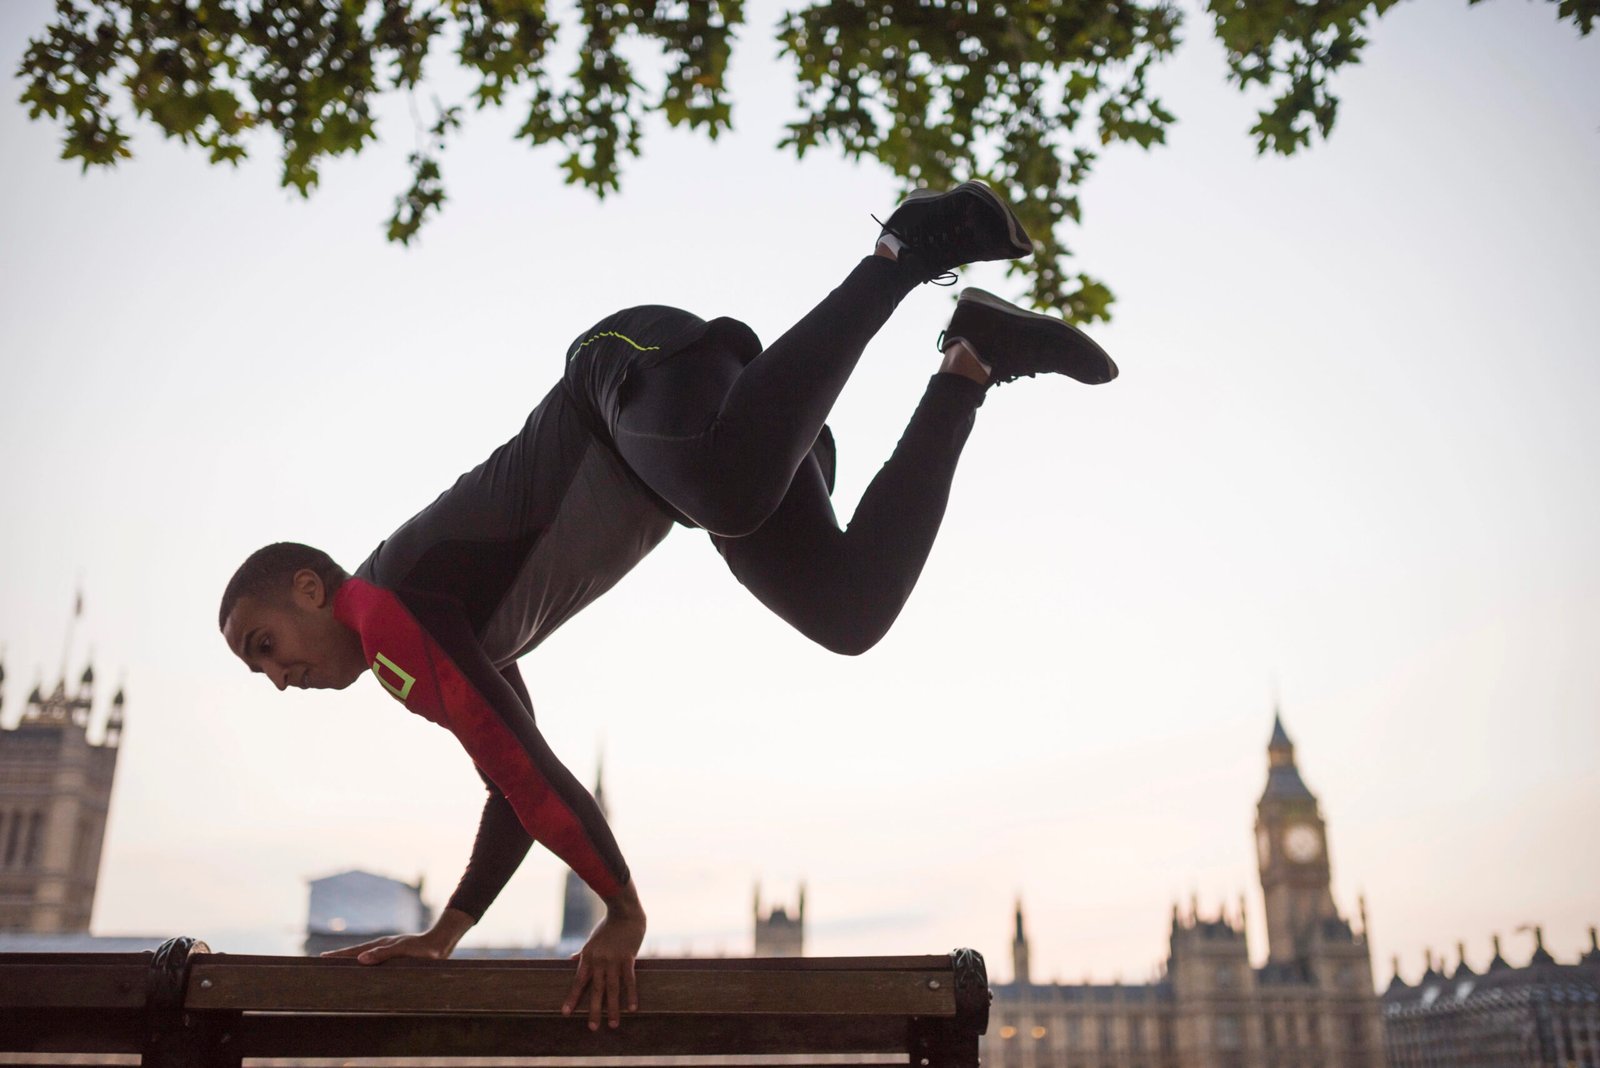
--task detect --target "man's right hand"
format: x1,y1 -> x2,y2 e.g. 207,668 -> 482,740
321,906 -> 474,964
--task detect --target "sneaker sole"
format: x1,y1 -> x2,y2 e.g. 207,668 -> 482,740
955,286 -> 1118,384
900,181 -> 1034,259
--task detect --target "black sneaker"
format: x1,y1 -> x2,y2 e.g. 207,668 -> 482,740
876,181 -> 1034,284
941,287 -> 1118,385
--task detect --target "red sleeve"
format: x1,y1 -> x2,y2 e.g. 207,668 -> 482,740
333,577 -> 630,901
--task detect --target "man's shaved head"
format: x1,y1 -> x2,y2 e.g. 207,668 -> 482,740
218,542 -> 345,630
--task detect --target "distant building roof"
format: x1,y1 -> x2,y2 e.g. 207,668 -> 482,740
307,870 -> 429,936
993,980 -> 1174,1004
1382,955 -> 1599,1014
0,933 -> 171,953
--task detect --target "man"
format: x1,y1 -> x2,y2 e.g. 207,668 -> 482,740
218,182 -> 1116,1032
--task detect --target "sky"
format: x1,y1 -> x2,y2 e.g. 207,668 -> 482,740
1,0 -> 1597,987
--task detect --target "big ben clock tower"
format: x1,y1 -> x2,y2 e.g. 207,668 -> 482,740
1256,712 -> 1340,965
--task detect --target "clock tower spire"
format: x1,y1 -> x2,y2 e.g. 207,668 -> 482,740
1255,710 -> 1340,966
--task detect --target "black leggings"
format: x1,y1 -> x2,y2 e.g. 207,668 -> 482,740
612,254 -> 986,655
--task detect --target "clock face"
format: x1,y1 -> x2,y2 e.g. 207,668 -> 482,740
1284,823 -> 1322,863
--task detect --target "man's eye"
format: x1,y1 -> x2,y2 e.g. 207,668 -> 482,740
260,638 -> 273,655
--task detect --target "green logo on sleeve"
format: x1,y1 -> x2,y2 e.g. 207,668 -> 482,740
372,653 -> 416,701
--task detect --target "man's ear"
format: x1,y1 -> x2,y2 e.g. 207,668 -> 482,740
290,568 -> 329,609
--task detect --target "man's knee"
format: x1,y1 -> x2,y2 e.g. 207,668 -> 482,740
811,615 -> 889,658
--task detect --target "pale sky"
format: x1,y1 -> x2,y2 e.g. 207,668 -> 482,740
1,0 -> 1596,987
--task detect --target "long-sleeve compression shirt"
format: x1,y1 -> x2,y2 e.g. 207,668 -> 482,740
337,306 -> 761,920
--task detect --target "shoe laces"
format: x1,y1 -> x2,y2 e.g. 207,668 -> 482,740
872,213 -> 958,286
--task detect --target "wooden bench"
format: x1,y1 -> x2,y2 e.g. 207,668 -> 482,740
1,936 -> 991,1066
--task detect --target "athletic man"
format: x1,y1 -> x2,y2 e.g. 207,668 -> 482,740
218,182 -> 1116,1031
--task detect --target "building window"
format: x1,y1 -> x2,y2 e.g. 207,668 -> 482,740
1130,1019 -> 1144,1051
2,811 -> 22,868
1100,1018 -> 1115,1052
1216,1015 -> 1242,1051
1264,1014 -> 1276,1047
23,811 -> 45,869
1346,1014 -> 1365,1049
1160,1019 -> 1175,1053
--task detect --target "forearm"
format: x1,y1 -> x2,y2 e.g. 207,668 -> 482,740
447,775 -> 535,921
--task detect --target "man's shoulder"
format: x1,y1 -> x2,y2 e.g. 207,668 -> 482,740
352,543 -> 382,584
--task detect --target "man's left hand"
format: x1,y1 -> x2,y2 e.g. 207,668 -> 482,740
562,879 -> 646,1031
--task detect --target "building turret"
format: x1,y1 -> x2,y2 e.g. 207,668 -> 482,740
105,688 -> 125,748
1012,900 -> 1031,986
1385,955 -> 1409,995
1488,933 -> 1511,971
754,881 -> 806,957
1451,941 -> 1476,980
558,759 -> 608,947
1528,926 -> 1556,967
1167,901 -> 1253,996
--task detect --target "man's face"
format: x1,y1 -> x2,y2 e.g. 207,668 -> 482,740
222,570 -> 367,692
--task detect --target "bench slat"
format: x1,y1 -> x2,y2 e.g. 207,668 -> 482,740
0,963 -> 147,1009
187,959 -> 954,1016
0,1007 -> 146,1053
236,1012 -> 913,1058
214,953 -> 950,971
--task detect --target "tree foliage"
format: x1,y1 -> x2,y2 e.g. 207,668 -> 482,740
17,0 -> 1596,320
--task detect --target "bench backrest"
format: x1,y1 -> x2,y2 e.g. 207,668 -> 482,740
1,936 -> 991,1067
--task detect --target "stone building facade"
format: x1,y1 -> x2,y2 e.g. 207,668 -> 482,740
1381,928 -> 1600,1067
983,714 -> 1385,1068
0,660 -> 124,933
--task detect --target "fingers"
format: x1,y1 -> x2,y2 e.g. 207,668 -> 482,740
562,956 -> 591,1019
320,937 -> 390,961
606,964 -> 623,1029
587,964 -> 604,1031
319,945 -> 361,958
356,943 -> 397,965
563,950 -> 637,1032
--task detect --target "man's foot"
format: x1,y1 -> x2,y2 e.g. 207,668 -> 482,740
876,181 -> 1033,284
940,287 -> 1118,385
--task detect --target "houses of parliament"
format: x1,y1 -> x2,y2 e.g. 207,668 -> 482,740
982,716 -> 1385,1068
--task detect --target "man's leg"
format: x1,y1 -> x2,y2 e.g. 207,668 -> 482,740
708,289 -> 1120,655
611,182 -> 1031,537
709,357 -> 988,656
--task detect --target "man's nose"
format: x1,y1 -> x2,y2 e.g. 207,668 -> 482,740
272,669 -> 289,692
